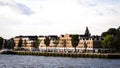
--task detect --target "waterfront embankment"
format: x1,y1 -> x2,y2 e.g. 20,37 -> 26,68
1,51 -> 120,59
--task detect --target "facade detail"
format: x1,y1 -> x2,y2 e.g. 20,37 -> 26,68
13,34 -> 103,52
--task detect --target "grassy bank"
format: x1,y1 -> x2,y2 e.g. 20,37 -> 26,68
3,51 -> 119,59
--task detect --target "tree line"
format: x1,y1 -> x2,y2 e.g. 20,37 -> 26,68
0,38 -> 15,49
101,26 -> 120,52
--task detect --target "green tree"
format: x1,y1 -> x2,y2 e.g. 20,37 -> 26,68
101,32 -> 108,37
9,38 -> 15,49
6,40 -> 11,49
32,38 -> 41,49
3,40 -> 8,49
3,40 -> 7,49
0,37 -> 3,50
101,26 -> 120,52
114,27 -> 120,52
44,36 -> 50,52
18,38 -> 23,48
11,38 -> 15,49
107,28 -> 116,36
53,38 -> 59,52
102,35 -> 114,52
71,35 -> 79,52
84,41 -> 87,52
84,27 -> 91,36
61,39 -> 67,52
24,39 -> 27,47
101,28 -> 117,37
3,38 -> 15,49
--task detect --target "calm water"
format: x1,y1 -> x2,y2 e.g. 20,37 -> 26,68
0,54 -> 120,68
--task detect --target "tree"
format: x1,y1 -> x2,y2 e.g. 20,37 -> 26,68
3,38 -> 15,49
53,38 -> 59,52
114,27 -> 120,52
101,32 -> 108,37
24,39 -> 27,47
107,28 -> 116,36
84,27 -> 91,37
61,39 -> 67,52
10,38 -> 15,49
102,35 -> 114,52
6,40 -> 11,49
44,36 -> 50,52
0,37 -> 3,49
3,40 -> 7,49
32,38 -> 41,49
71,35 -> 79,52
18,38 -> 23,48
101,26 -> 120,52
84,41 -> 87,52
101,28 -> 117,37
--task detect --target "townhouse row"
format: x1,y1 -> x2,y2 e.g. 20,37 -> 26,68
14,34 -> 103,52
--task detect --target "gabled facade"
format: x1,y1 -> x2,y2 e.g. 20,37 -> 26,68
58,34 -> 72,47
14,36 -> 37,50
78,35 -> 102,52
13,34 -> 103,52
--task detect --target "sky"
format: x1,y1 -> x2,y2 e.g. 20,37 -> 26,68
0,0 -> 120,39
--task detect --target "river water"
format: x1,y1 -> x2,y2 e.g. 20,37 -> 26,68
0,54 -> 120,68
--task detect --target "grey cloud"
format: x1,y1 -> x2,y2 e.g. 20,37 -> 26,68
109,8 -> 120,15
78,0 -> 96,7
95,7 -> 120,16
16,3 -> 33,15
97,12 -> 104,16
0,0 -> 33,15
79,0 -> 120,16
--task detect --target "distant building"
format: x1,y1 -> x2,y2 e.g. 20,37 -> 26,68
58,34 -> 102,52
48,35 -> 59,47
38,35 -> 46,48
78,35 -> 102,52
13,34 -> 103,52
58,34 -> 72,47
14,36 -> 37,50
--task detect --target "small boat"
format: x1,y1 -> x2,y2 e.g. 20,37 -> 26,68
0,49 -> 11,53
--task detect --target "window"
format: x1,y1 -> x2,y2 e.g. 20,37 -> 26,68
69,35 -> 72,37
61,35 -> 64,37
87,42 -> 90,44
81,42 -> 83,44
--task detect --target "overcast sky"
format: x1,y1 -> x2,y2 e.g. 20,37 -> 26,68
0,0 -> 120,39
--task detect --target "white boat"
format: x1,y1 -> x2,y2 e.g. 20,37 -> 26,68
0,49 -> 11,53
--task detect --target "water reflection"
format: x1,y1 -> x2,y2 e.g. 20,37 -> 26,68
0,54 -> 120,68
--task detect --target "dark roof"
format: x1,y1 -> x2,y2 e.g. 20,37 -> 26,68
15,35 -> 38,40
90,35 -> 101,38
48,35 -> 58,38
39,35 -> 45,37
48,35 -> 58,40
79,35 -> 89,37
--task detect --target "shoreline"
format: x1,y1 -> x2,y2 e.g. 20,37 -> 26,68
1,51 -> 120,59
